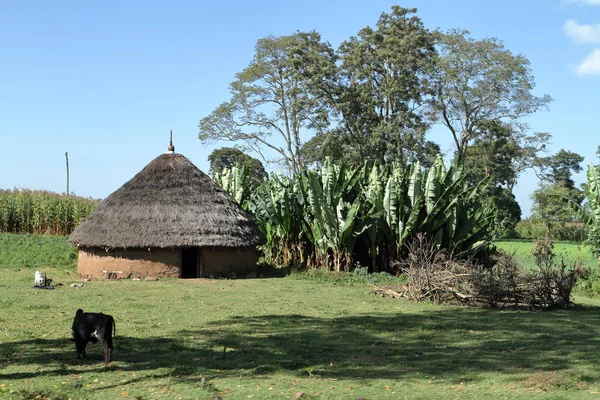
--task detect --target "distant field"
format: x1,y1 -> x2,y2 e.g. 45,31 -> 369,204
495,239 -> 598,270
2,233 -> 600,399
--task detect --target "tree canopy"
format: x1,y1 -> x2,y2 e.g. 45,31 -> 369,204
530,149 -> 585,230
536,149 -> 585,189
207,147 -> 267,182
429,30 -> 552,163
199,5 -> 561,229
292,6 -> 439,167
199,33 -> 330,174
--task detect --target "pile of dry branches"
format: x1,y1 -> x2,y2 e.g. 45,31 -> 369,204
372,234 -> 578,310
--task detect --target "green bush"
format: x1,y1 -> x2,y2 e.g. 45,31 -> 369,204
515,219 -> 587,242
576,267 -> 600,297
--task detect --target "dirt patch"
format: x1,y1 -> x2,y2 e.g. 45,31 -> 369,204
184,278 -> 221,285
520,371 -> 588,391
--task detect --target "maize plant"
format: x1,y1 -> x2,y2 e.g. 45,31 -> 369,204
0,189 -> 99,235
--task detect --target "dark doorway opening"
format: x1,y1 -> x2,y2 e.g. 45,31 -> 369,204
181,247 -> 199,278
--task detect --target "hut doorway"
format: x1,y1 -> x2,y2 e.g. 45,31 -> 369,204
181,247 -> 199,278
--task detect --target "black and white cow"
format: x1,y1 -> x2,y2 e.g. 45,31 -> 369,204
71,309 -> 116,363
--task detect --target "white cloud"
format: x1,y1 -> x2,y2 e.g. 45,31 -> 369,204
564,19 -> 600,43
569,0 -> 600,5
574,48 -> 600,76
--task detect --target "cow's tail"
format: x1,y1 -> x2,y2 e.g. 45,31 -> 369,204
112,316 -> 116,337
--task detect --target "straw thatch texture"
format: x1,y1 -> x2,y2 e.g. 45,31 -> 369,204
68,153 -> 264,249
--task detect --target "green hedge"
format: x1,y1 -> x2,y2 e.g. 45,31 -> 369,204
515,219 -> 587,242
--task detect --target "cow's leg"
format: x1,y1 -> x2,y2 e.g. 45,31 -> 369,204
75,340 -> 87,359
105,333 -> 114,363
98,319 -> 114,363
99,337 -> 112,363
103,344 -> 112,363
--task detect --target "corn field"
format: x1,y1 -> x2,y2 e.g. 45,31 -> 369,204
215,157 -> 497,272
0,189 -> 100,235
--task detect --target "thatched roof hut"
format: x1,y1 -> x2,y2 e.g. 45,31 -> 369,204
68,141 -> 264,279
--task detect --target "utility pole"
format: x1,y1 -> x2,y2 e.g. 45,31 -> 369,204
65,152 -> 70,196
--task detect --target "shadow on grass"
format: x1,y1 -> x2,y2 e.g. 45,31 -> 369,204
256,262 -> 293,278
3,305 -> 600,386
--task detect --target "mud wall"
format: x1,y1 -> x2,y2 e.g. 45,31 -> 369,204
77,247 -> 180,278
77,246 -> 258,279
201,247 -> 258,277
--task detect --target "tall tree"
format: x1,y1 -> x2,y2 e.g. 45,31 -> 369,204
293,6 -> 439,166
531,149 -> 585,231
531,182 -> 583,231
300,129 -> 441,168
199,32 -> 330,175
463,121 -> 551,191
464,121 -> 518,187
207,147 -> 267,182
508,130 -> 551,192
336,6 -> 437,164
430,30 -> 552,163
299,130 -> 346,167
535,149 -> 585,189
463,121 -> 552,236
463,121 -> 522,236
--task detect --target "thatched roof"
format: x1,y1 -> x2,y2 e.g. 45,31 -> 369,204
68,152 -> 264,249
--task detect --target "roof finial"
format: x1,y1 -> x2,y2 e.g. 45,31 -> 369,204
167,130 -> 175,153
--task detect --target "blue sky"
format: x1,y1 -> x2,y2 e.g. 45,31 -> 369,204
1,0 -> 599,217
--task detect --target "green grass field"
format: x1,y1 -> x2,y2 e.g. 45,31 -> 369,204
495,239 -> 598,270
3,233 -> 600,399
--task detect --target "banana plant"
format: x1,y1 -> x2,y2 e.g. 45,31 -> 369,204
247,174 -> 304,265
216,154 -> 496,271
213,164 -> 254,209
430,162 -> 494,254
383,162 -> 425,255
382,157 -> 494,259
357,161 -> 390,272
447,178 -> 496,256
567,164 -> 600,258
586,165 -> 600,258
298,159 -> 371,271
